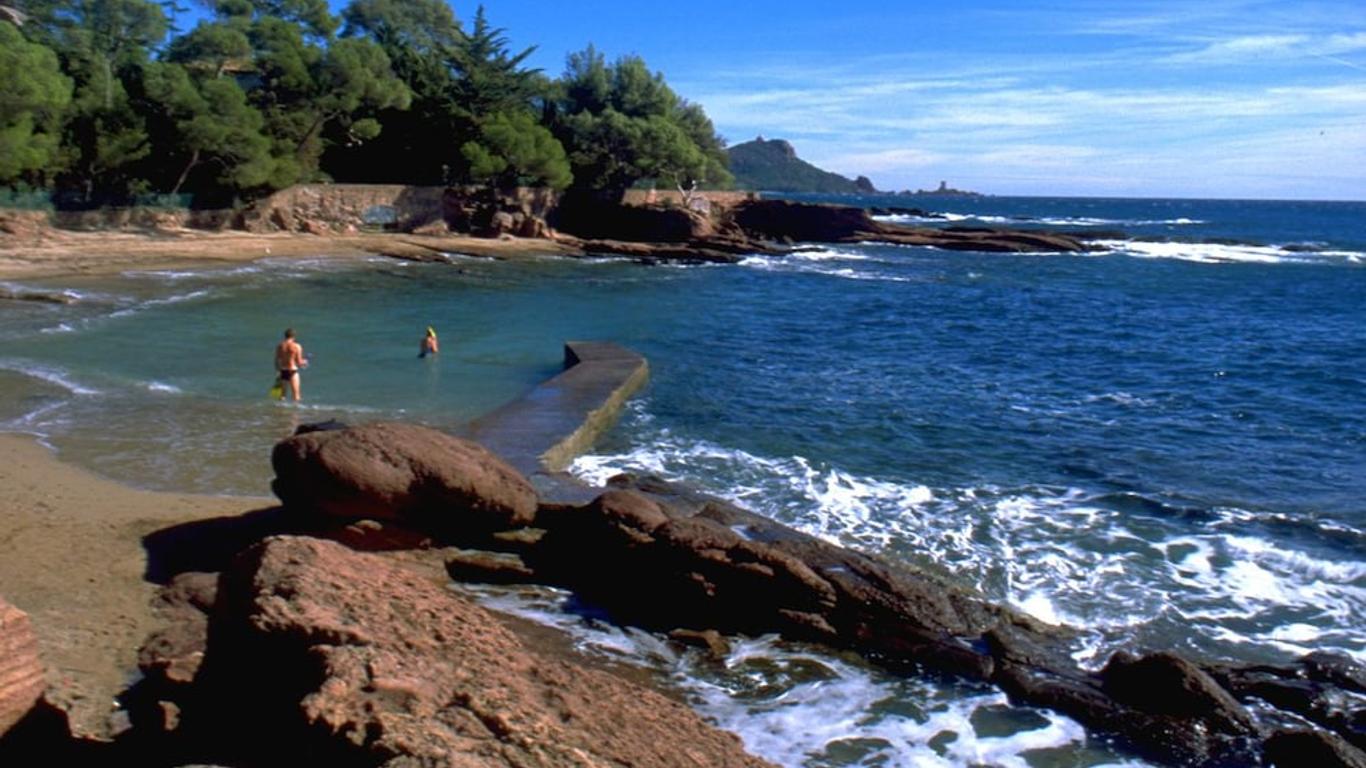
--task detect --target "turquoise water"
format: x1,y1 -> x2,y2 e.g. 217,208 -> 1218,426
1,196 -> 1363,766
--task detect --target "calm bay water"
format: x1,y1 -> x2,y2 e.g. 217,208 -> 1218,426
1,196 -> 1363,766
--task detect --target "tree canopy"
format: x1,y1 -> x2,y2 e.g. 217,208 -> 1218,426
0,21 -> 72,185
0,2 -> 730,205
552,46 -> 731,196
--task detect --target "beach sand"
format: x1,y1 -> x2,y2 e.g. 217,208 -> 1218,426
0,433 -> 271,739
0,228 -> 574,280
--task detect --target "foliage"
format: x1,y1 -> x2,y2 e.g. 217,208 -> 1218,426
551,46 -> 731,195
132,60 -> 271,197
0,0 -> 732,206
461,110 -> 571,190
0,22 -> 72,184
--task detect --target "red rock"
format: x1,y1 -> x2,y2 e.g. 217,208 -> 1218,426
199,536 -> 774,767
270,422 -> 538,530
0,596 -> 44,736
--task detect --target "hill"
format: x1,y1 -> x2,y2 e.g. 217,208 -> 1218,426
728,137 -> 876,194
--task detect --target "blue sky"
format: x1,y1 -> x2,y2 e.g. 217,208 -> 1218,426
181,1 -> 1365,199
481,0 -> 1366,200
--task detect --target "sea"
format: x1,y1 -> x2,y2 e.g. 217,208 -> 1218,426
1,194 -> 1363,767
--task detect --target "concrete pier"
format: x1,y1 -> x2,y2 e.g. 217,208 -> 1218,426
465,341 -> 649,502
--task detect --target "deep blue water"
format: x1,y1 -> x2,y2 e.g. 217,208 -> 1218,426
1,195 -> 1363,766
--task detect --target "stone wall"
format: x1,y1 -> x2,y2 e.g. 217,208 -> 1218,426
237,184 -> 559,237
236,184 -> 447,234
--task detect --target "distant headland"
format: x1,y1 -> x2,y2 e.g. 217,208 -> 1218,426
728,137 -> 877,194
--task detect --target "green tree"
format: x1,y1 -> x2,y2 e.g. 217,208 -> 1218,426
132,60 -> 271,198
22,0 -> 171,202
336,3 -> 560,187
462,110 -> 571,190
165,19 -> 253,78
334,0 -> 460,182
201,1 -> 410,187
0,23 -> 72,184
340,0 -> 459,51
552,47 -> 730,196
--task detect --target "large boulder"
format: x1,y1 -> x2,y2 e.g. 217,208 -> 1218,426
191,536 -> 774,767
0,597 -> 44,736
271,422 -> 537,530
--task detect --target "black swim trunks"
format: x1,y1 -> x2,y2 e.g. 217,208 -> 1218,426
279,369 -> 297,381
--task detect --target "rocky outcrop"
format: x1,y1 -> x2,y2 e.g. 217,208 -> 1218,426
258,417 -> 1366,766
182,536 -> 774,767
518,486 -> 1271,764
378,459 -> 1352,767
729,198 -> 1088,253
0,597 -> 44,737
271,422 -> 537,532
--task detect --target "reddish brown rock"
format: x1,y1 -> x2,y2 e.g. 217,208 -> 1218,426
523,482 -> 1285,765
0,597 -> 44,736
271,422 -> 538,531
194,536 -> 773,767
138,572 -> 218,689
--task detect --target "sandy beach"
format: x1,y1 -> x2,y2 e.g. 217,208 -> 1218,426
0,433 -> 271,738
0,227 -> 574,281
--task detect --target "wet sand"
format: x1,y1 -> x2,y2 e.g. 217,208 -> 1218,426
0,433 -> 270,739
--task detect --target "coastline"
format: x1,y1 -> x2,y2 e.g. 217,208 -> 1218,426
0,228 -> 575,281
0,338 -> 654,743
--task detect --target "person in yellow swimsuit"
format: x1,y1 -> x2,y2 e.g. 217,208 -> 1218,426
419,326 -> 439,358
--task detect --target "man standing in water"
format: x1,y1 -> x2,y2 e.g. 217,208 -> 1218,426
275,328 -> 306,402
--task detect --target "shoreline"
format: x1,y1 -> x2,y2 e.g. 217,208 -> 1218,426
0,338 -> 655,743
0,228 -> 575,281
0,427 -> 677,741
0,432 -> 269,739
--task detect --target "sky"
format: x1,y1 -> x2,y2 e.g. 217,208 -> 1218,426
478,0 -> 1366,200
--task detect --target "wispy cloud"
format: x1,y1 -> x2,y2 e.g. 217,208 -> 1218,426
667,1 -> 1366,197
1165,31 -> 1366,63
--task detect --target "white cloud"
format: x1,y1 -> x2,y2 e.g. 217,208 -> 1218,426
685,18 -> 1366,199
1165,30 -> 1366,64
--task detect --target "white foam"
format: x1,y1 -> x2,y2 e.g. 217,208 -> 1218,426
738,253 -> 916,284
459,583 -> 1106,767
0,360 -> 100,396
144,381 -> 182,394
875,214 -> 1205,229
788,248 -> 871,262
108,289 -> 212,318
572,412 -> 1366,665
1093,239 -> 1365,265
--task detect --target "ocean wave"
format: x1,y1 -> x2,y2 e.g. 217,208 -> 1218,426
788,247 -> 872,262
1092,239 -> 1366,265
0,359 -> 101,396
0,282 -> 118,305
873,213 -> 1204,228
107,289 -> 212,319
738,254 -> 916,284
459,583 -> 1106,767
571,415 -> 1366,664
144,381 -> 183,394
